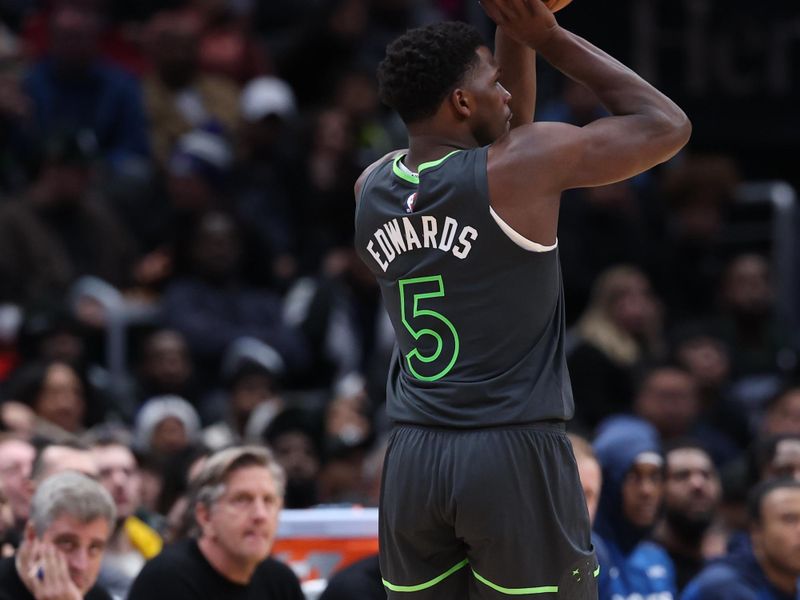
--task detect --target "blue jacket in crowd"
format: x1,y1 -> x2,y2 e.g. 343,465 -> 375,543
681,542 -> 800,600
593,415 -> 677,600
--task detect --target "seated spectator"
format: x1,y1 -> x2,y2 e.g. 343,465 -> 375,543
0,471 -> 116,599
156,448 -> 209,544
633,363 -> 741,467
593,416 -> 677,600
295,107 -> 361,273
17,305 -> 90,371
332,67 -> 406,170
712,254 -> 798,415
654,155 -> 738,321
721,433 -> 800,537
165,128 -> 233,217
204,339 -> 286,448
652,441 -> 724,592
264,408 -> 322,509
128,446 -> 304,599
19,3 -> 149,172
0,478 -> 14,556
189,0 -> 271,84
568,433 -> 603,524
282,253 -> 387,393
760,386 -> 800,436
142,9 -> 239,166
557,180 -> 657,325
8,359 -> 102,439
681,478 -> 800,600
0,130 -> 138,307
89,430 -> 162,600
750,434 -> 800,484
31,441 -> 98,483
133,329 -> 200,408
161,210 -> 309,375
567,266 -> 666,431
233,76 -> 302,285
670,326 -> 752,448
133,395 -> 201,460
0,434 -> 34,538
20,0 -> 149,75
319,554 -> 384,600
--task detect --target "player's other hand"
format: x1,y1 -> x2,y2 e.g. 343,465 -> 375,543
480,0 -> 559,49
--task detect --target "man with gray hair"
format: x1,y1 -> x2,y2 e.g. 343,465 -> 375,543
128,445 -> 303,599
0,471 -> 115,599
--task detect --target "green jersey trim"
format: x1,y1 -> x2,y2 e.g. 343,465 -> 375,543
391,150 -> 463,184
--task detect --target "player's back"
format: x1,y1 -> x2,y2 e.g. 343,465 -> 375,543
355,146 -> 573,427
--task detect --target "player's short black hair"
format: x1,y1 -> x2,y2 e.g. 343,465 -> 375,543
378,21 -> 485,124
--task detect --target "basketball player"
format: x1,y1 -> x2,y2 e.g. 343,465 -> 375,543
354,0 -> 690,597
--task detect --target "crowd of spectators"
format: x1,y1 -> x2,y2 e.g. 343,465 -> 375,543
0,0 -> 797,598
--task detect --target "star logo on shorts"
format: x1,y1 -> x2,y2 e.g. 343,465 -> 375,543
405,192 -> 418,213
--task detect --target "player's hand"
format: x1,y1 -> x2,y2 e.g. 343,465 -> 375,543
18,540 -> 82,600
480,0 -> 559,49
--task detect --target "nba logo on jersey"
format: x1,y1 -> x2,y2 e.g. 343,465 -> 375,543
405,192 -> 418,213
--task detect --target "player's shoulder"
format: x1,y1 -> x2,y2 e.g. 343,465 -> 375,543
354,149 -> 407,204
489,121 -> 578,166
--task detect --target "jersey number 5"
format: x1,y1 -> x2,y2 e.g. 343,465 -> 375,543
399,275 -> 460,382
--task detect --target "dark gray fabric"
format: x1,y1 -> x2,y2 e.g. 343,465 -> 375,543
378,424 -> 597,598
354,147 -> 574,427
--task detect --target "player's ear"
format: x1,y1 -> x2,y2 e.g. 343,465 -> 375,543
450,88 -> 472,119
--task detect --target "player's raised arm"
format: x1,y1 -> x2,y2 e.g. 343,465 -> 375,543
483,0 -> 691,192
494,28 -> 536,127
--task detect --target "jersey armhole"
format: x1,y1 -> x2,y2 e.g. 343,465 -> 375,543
473,145 -> 558,253
488,207 -> 558,252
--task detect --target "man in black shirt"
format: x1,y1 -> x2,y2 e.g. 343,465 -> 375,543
128,446 -> 303,600
0,471 -> 116,600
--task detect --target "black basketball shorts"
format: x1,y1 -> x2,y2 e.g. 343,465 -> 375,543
379,422 -> 598,599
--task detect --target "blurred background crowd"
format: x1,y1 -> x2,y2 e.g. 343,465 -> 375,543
0,0 -> 797,598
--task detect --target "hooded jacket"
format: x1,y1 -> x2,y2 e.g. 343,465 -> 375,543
681,541 -> 799,600
593,415 -> 677,600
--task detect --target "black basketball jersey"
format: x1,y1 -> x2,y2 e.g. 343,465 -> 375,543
354,146 -> 574,427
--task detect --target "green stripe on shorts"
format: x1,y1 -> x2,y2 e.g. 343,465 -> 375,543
382,559 -> 469,592
383,559 -> 598,594
471,568 -> 558,595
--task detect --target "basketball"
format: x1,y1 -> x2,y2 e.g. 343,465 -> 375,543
545,0 -> 574,12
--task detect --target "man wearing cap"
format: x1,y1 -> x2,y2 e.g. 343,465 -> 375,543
593,416 -> 678,600
234,76 -> 301,284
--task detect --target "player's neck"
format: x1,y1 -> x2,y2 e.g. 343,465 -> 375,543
405,127 -> 477,172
